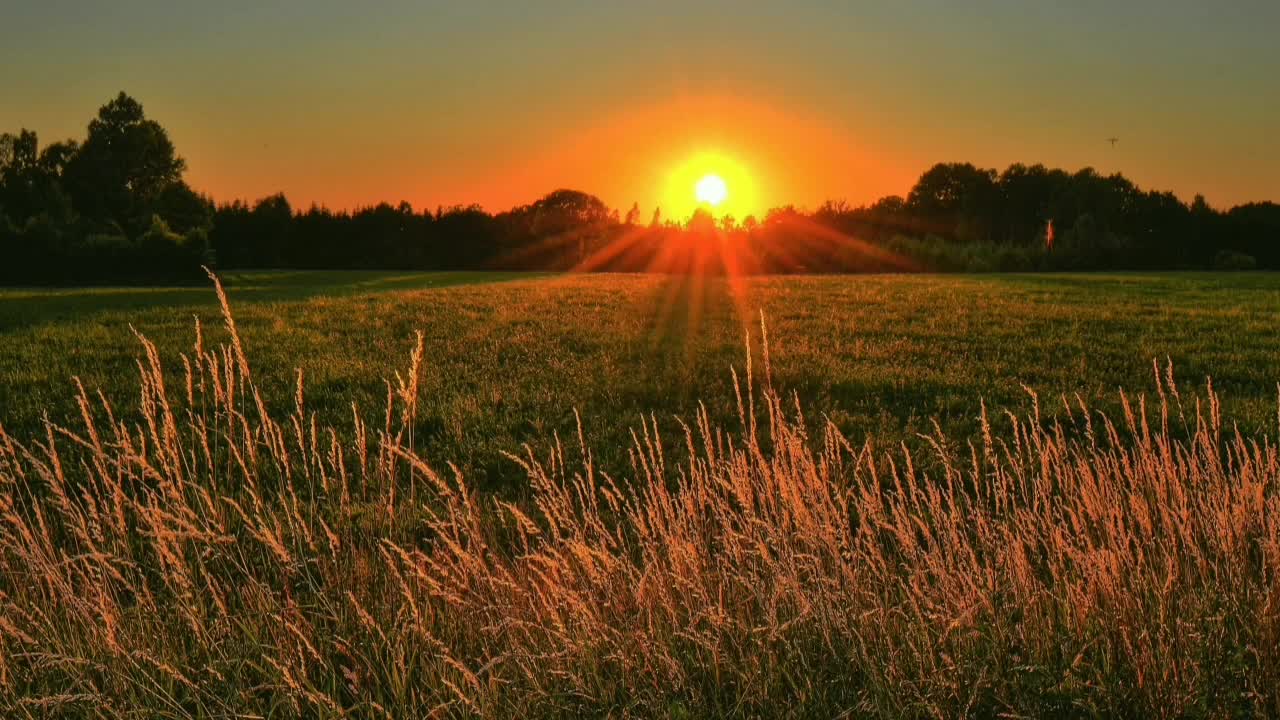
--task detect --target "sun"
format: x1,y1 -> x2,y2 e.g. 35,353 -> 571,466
695,174 -> 728,207
661,150 -> 761,221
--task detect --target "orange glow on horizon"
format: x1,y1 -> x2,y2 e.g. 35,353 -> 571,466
458,95 -> 906,223
174,94 -> 914,222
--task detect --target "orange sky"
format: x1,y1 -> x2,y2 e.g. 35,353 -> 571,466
163,87 -> 923,220
3,2 -> 1278,217
459,96 -> 910,221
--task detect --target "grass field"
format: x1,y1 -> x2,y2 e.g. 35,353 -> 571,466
2,270 -> 1278,489
2,270 -> 1279,717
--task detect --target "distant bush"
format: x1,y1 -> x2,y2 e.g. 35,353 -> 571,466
1213,249 -> 1257,271
0,217 -> 205,285
884,235 -> 1060,273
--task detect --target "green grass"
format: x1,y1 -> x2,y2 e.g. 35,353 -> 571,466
3,270 -> 1280,717
2,270 -> 1278,490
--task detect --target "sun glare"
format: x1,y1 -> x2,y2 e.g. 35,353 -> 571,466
695,174 -> 728,206
662,150 -> 761,221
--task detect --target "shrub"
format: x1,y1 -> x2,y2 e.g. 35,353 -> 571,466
1213,249 -> 1258,271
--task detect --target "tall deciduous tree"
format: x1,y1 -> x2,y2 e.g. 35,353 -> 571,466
0,130 -> 41,221
64,92 -> 186,235
0,130 -> 75,225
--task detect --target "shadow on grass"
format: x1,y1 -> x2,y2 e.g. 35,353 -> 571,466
0,270 -> 552,331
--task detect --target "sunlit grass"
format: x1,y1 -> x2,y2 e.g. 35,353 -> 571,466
2,271 -> 1278,491
0,272 -> 1276,716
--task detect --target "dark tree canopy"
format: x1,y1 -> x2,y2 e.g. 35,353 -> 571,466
64,92 -> 187,234
1,93 -> 209,283
522,189 -> 612,232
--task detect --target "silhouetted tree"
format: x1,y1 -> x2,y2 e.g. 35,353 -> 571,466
687,207 -> 717,234
154,182 -> 214,235
907,163 -> 999,242
252,193 -> 294,266
0,130 -> 70,224
63,92 -> 186,236
998,163 -> 1061,245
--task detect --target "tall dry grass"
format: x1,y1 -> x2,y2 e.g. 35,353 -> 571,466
0,271 -> 1277,718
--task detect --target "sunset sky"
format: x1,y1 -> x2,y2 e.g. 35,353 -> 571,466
4,0 -> 1277,218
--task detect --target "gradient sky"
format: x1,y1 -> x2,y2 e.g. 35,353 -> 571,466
3,0 -> 1278,217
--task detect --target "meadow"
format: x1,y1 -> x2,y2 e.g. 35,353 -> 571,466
1,270 -> 1279,717
3,271 -> 1278,491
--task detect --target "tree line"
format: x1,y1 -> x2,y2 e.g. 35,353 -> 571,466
3,92 -> 1277,284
